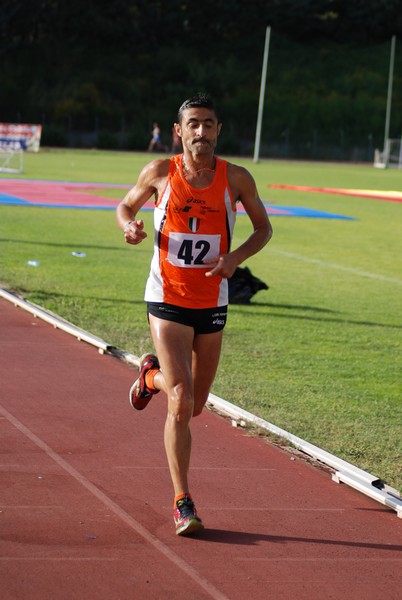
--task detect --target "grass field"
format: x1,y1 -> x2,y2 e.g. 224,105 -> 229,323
1,148 -> 401,492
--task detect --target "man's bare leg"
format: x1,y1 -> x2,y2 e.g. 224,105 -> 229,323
148,316 -> 223,496
192,330 -> 223,416
148,315 -> 195,496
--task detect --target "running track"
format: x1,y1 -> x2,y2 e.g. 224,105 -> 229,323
1,297 -> 401,600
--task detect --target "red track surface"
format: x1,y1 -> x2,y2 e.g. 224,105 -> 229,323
1,298 -> 401,600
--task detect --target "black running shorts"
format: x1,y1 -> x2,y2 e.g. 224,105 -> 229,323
147,302 -> 228,335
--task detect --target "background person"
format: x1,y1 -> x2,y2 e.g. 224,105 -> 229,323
171,125 -> 182,153
148,122 -> 163,152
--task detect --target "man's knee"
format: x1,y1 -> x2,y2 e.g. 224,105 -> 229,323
167,382 -> 194,421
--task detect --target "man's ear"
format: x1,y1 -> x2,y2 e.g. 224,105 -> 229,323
217,123 -> 222,136
174,123 -> 182,138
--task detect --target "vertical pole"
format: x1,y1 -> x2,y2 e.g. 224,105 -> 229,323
253,26 -> 271,163
383,35 -> 396,165
399,132 -> 402,168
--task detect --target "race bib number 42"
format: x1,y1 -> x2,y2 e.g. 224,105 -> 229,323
167,232 -> 221,268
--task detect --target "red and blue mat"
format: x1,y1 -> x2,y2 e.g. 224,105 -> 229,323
0,178 -> 362,219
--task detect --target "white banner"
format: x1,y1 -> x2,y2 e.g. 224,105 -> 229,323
0,123 -> 42,152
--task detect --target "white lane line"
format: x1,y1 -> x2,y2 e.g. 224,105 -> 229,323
195,508 -> 345,512
0,404 -> 230,600
113,466 -> 277,471
237,557 -> 402,562
0,505 -> 63,509
0,557 -> 117,561
271,249 -> 402,285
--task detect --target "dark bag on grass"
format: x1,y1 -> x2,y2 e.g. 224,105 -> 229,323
228,266 -> 268,304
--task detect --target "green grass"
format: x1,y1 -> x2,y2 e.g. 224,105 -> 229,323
1,149 -> 401,492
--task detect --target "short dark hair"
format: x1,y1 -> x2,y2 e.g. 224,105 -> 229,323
177,93 -> 220,124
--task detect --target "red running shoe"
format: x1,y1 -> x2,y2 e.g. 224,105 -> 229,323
174,495 -> 204,536
129,353 -> 160,410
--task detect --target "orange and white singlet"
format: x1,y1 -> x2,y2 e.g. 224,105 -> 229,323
144,155 -> 237,309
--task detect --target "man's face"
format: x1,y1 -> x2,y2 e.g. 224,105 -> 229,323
176,107 -> 222,155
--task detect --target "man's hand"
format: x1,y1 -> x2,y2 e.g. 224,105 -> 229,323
204,254 -> 238,279
124,219 -> 147,245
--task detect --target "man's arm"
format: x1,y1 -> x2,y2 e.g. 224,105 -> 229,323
116,159 -> 169,245
205,164 -> 273,278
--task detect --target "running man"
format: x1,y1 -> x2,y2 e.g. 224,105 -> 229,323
148,122 -> 162,152
116,93 -> 273,535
